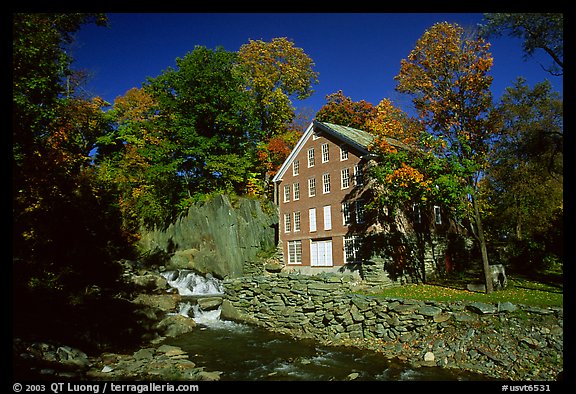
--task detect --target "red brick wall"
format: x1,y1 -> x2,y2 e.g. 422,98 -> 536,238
277,129 -> 367,268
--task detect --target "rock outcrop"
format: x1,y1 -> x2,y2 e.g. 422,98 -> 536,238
138,195 -> 277,279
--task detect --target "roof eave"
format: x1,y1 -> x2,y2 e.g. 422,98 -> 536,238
271,121 -> 315,183
313,121 -> 371,154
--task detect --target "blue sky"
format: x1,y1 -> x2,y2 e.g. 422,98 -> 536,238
72,13 -> 563,118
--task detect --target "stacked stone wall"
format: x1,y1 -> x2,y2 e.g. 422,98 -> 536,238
221,272 -> 563,380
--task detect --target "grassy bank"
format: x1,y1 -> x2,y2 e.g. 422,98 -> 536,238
360,273 -> 563,308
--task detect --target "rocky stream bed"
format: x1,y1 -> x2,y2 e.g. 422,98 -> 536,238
13,267 -> 564,382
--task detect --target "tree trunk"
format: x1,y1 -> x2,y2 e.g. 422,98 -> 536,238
472,192 -> 493,294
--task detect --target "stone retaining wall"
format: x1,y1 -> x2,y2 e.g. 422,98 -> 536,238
221,272 -> 563,380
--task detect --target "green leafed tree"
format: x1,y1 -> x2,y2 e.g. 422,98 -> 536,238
95,87 -> 183,231
482,78 -> 563,270
479,13 -> 563,76
144,45 -> 260,205
97,39 -> 321,229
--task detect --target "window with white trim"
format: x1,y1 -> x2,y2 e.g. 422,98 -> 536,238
308,177 -> 316,197
340,146 -> 348,161
344,236 -> 362,263
322,173 -> 331,194
342,202 -> 352,226
284,213 -> 291,233
341,168 -> 350,189
293,211 -> 301,232
293,182 -> 300,200
292,160 -> 299,176
283,185 -> 290,203
434,205 -> 442,224
322,143 -> 329,163
355,200 -> 365,223
323,205 -> 332,230
307,147 -> 315,167
309,208 -> 317,232
413,204 -> 421,224
287,240 -> 302,265
354,164 -> 363,186
294,211 -> 300,232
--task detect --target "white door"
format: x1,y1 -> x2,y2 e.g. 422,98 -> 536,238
310,240 -> 333,267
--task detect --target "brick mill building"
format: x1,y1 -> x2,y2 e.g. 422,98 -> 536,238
272,120 -> 471,282
272,121 -> 384,273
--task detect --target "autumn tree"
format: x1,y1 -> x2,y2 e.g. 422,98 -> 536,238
95,87 -> 183,231
315,90 -> 378,130
13,13 -> 136,303
366,99 -> 432,204
364,97 -> 471,282
233,37 -> 319,195
249,107 -> 313,197
394,22 -> 499,293
237,37 -> 319,138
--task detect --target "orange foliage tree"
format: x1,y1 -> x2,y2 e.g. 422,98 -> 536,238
393,22 -> 499,293
95,87 -> 182,231
315,90 -> 377,130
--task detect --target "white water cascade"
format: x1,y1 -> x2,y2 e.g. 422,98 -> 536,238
161,270 -> 224,296
158,271 -> 484,380
161,270 -> 240,329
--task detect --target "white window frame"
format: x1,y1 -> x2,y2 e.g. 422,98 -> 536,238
434,205 -> 442,224
341,168 -> 350,189
342,202 -> 352,226
287,240 -> 302,265
293,182 -> 300,200
284,213 -> 291,233
308,177 -> 316,197
323,205 -> 332,231
293,211 -> 301,232
340,145 -> 348,161
292,160 -> 299,176
321,143 -> 329,163
354,164 -> 363,186
322,173 -> 331,194
344,236 -> 362,264
309,208 -> 317,232
283,185 -> 290,203
307,147 -> 315,167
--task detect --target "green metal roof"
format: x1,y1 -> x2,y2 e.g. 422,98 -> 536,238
314,121 -> 407,151
272,120 -> 412,183
314,121 -> 374,150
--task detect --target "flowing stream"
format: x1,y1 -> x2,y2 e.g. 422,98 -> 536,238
159,270 -> 487,381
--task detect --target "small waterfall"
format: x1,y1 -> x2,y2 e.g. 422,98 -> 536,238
161,270 -> 224,296
176,302 -> 193,317
162,270 -> 240,329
